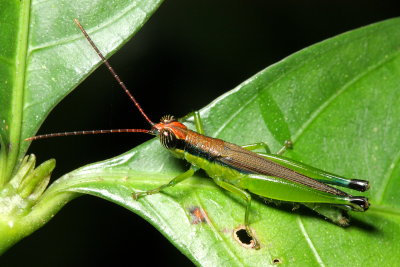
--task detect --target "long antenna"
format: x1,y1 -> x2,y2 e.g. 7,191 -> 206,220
25,129 -> 150,141
73,18 -> 154,126
25,20 -> 155,142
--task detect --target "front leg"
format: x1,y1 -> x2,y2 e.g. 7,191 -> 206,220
133,166 -> 198,199
183,111 -> 205,134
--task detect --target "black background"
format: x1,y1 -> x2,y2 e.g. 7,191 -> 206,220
1,1 -> 398,266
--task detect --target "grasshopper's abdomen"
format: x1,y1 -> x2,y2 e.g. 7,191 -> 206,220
183,130 -> 347,195
181,130 -> 369,211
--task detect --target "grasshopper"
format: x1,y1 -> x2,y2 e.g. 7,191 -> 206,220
28,19 -> 370,249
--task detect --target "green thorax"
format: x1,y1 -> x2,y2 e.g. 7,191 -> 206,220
170,147 -> 246,186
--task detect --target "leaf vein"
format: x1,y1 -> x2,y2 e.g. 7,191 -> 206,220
213,94 -> 258,138
297,216 -> 326,267
28,2 -> 145,54
194,192 -> 245,266
375,149 -> 400,203
291,50 -> 400,142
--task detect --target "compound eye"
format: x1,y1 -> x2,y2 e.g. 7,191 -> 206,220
160,115 -> 176,124
159,128 -> 177,149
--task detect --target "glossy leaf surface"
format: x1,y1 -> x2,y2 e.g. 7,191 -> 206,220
44,18 -> 400,266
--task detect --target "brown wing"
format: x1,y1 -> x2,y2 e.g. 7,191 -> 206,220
217,142 -> 349,197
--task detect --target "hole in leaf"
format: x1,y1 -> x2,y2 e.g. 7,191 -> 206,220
233,226 -> 258,249
272,258 -> 282,264
236,228 -> 252,245
233,225 -> 260,249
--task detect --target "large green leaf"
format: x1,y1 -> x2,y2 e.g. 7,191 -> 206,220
0,0 -> 163,253
41,18 -> 400,266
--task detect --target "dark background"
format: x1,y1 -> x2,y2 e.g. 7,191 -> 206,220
2,0 -> 398,266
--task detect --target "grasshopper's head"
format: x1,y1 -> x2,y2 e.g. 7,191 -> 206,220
151,115 -> 188,150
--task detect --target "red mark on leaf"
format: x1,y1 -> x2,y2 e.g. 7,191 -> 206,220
189,206 -> 208,224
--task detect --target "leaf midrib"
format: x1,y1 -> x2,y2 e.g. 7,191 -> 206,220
29,1 -> 145,53
3,0 -> 31,182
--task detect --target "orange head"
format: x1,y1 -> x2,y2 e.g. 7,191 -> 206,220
151,115 -> 188,150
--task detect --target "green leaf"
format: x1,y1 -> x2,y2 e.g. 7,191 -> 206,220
0,0 -> 163,253
43,18 -> 400,266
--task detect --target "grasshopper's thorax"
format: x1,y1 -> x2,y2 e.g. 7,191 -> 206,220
151,115 -> 246,184
151,115 -> 225,159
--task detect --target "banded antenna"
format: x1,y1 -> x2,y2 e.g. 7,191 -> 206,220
26,19 -> 154,141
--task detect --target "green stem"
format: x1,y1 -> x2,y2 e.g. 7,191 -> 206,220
3,0 -> 31,183
0,190 -> 77,254
0,156 -> 77,254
